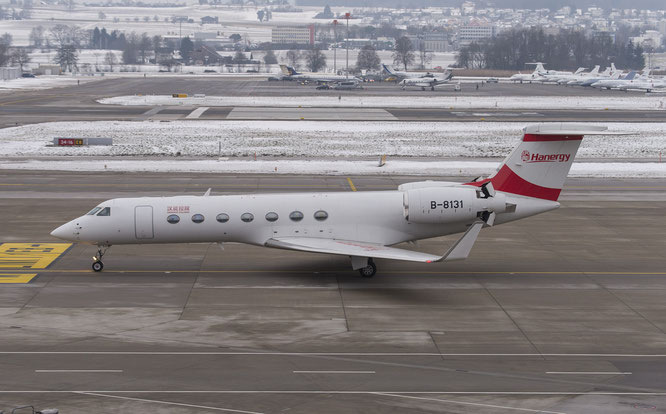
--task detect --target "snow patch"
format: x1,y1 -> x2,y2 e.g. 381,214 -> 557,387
98,94 -> 666,110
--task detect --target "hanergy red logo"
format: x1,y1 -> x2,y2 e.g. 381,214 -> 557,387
521,150 -> 570,163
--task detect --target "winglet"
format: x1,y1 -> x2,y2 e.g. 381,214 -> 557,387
437,220 -> 484,262
203,188 -> 212,197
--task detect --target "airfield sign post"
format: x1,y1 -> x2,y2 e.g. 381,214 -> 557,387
344,13 -> 350,79
333,19 -> 338,74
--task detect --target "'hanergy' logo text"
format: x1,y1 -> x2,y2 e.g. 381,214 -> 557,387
521,150 -> 570,163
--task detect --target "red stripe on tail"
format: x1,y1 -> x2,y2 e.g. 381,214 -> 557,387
523,134 -> 583,142
466,165 -> 561,201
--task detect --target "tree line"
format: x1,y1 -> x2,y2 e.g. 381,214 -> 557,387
456,28 -> 645,71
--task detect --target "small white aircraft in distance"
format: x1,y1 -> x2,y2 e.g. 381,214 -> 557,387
279,65 -> 357,84
398,69 -> 460,91
51,124 -> 618,277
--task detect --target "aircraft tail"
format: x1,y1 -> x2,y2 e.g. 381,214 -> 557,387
279,64 -> 291,75
574,67 -> 586,74
589,65 -> 600,75
467,124 -> 609,201
382,64 -> 396,76
624,71 -> 637,80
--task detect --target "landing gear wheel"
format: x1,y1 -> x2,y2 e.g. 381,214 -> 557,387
92,245 -> 109,272
431,86 -> 435,91
359,260 -> 376,278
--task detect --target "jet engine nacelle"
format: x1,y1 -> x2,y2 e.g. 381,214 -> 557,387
403,186 -> 506,224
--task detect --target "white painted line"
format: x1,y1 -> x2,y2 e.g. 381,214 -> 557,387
1,391 -> 666,395
185,107 -> 209,119
3,352 -> 666,357
35,370 -> 123,373
76,392 -> 264,414
546,372 -> 632,375
293,371 -> 375,374
374,392 -> 566,414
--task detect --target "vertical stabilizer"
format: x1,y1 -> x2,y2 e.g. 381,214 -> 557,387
467,124 -> 608,201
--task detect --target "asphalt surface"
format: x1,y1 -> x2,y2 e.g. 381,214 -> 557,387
1,171 -> 666,413
2,76 -> 665,127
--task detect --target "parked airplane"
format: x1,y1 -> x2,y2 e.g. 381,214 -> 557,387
51,124 -> 618,277
398,69 -> 459,91
382,64 -> 437,80
279,65 -> 357,83
618,77 -> 666,92
509,63 -> 581,83
590,70 -> 642,90
575,65 -> 623,87
555,65 -> 601,85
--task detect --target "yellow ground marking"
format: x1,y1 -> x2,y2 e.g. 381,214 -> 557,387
346,177 -> 357,192
0,243 -> 72,270
0,273 -> 38,284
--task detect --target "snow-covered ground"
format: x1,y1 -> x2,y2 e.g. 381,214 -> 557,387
2,158 -> 665,178
0,75 -> 98,91
0,120 -> 664,176
0,120 -> 664,159
99,94 -> 666,110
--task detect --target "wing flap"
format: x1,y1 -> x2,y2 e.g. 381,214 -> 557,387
265,237 -> 441,263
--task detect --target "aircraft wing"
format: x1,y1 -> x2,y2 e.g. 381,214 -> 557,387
265,221 -> 484,263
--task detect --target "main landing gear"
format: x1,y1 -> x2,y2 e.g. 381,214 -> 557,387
358,259 -> 377,278
92,245 -> 109,272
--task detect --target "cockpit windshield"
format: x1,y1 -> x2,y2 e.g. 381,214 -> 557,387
87,207 -> 102,215
97,207 -> 111,216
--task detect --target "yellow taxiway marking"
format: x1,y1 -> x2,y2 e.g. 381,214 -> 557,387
0,243 -> 72,270
0,273 -> 38,284
346,177 -> 357,192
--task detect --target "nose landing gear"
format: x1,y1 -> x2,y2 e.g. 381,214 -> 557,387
92,245 -> 109,272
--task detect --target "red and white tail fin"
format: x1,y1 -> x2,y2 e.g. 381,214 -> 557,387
469,124 -> 608,201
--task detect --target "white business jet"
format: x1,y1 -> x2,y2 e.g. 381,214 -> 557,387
51,124 -> 613,277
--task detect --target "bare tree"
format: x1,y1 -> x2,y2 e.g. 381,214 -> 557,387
0,43 -> 9,67
286,49 -> 300,69
104,51 -> 117,71
356,44 -> 380,71
10,48 -> 31,71
29,25 -> 44,47
304,47 -> 326,72
54,44 -> 78,72
49,24 -> 81,48
392,36 -> 414,70
138,33 -> 151,64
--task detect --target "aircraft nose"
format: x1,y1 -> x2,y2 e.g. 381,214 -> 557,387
51,221 -> 76,241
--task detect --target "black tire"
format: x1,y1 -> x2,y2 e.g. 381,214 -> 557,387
358,261 -> 376,278
92,261 -> 103,272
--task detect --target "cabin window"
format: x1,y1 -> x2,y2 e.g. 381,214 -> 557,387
167,214 -> 180,224
192,214 -> 205,223
96,207 -> 111,216
87,207 -> 102,215
216,213 -> 230,223
241,213 -> 254,223
289,211 -> 304,222
314,210 -> 328,221
265,212 -> 279,222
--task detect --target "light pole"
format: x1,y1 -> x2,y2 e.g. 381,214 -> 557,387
344,12 -> 350,79
333,19 -> 338,74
